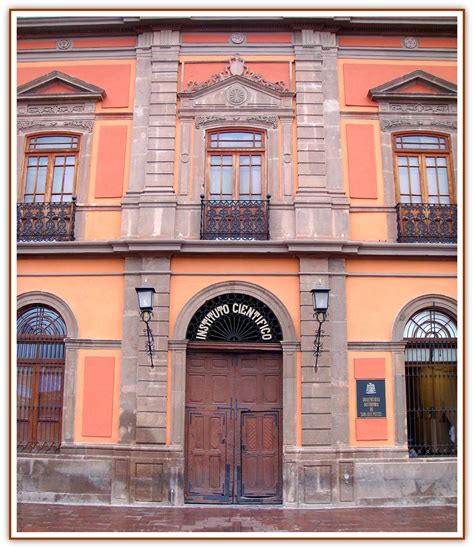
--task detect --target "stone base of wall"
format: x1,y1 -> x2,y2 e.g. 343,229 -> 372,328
17,445 -> 457,507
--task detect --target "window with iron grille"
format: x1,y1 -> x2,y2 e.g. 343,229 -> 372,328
17,305 -> 67,453
404,307 -> 457,457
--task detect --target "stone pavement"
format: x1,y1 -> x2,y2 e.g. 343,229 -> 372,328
16,503 -> 458,534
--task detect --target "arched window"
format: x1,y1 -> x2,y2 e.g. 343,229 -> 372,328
17,305 -> 67,452
393,133 -> 455,205
207,130 -> 265,200
404,307 -> 457,457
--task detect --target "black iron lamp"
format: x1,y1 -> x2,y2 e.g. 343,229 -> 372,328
136,286 -> 157,368
311,287 -> 330,371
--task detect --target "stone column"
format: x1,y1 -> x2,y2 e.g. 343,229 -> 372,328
392,342 -> 409,447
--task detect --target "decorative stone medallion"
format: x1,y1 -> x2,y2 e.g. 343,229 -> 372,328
226,85 -> 248,106
230,32 -> 246,44
403,37 -> 419,49
56,38 -> 72,50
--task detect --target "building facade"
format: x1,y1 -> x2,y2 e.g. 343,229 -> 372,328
16,14 -> 459,507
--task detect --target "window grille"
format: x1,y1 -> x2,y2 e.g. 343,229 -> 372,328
404,307 -> 457,457
17,305 -> 66,453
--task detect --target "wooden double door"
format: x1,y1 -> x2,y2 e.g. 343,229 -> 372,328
185,351 -> 282,504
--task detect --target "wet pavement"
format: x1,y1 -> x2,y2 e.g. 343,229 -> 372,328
16,502 -> 458,534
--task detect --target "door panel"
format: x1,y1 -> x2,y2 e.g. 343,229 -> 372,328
239,411 -> 281,502
185,351 -> 282,504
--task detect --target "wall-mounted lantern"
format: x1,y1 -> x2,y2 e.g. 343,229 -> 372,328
311,287 -> 330,371
136,286 -> 156,368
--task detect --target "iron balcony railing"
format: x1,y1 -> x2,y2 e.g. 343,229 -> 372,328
17,199 -> 76,242
200,194 -> 271,241
396,203 -> 457,243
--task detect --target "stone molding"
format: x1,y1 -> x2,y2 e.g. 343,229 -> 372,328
25,103 -> 87,115
388,103 -> 449,113
195,114 -> 278,129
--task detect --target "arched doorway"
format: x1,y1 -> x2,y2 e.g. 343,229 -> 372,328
403,306 -> 457,457
184,292 -> 284,504
17,304 -> 67,452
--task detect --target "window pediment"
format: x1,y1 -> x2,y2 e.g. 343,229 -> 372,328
368,70 -> 457,102
17,70 -> 106,103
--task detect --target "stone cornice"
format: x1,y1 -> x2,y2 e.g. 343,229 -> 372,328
16,239 -> 458,258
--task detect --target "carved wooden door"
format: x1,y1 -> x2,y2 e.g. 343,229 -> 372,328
185,351 -> 282,504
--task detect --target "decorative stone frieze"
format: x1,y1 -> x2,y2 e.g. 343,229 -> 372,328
26,104 -> 86,115
195,114 -> 278,129
380,118 -> 457,131
184,56 -> 289,93
389,103 -> 449,113
17,119 -> 94,132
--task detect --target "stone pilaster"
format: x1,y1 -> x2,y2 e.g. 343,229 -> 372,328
294,30 -> 349,239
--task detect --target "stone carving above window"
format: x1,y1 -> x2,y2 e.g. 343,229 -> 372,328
389,103 -> 450,113
380,118 -> 457,131
195,115 -> 278,129
17,119 -> 94,133
226,85 -> 248,105
56,38 -> 72,50
183,56 -> 289,94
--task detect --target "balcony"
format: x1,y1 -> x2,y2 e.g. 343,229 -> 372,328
17,200 -> 76,242
200,195 -> 270,241
396,203 -> 457,244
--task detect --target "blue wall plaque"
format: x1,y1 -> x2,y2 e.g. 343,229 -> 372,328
356,379 -> 386,418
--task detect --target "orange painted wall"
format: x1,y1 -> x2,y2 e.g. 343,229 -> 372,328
182,61 -> 291,90
18,37 -> 136,49
348,352 -> 394,446
17,258 -> 124,340
339,36 -> 456,48
338,60 -> 457,109
83,210 -> 122,240
82,357 -> 116,437
398,81 -> 443,94
346,259 -> 457,341
74,349 -> 121,444
346,124 -> 378,199
18,60 -> 136,110
349,213 -> 388,242
169,257 -> 300,339
95,125 -> 128,198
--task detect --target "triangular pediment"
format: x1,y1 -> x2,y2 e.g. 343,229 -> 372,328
368,70 -> 457,101
17,70 -> 105,102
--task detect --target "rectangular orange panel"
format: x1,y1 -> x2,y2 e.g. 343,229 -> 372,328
182,34 -> 229,43
342,63 -> 457,107
95,125 -> 128,198
354,358 -> 386,379
355,418 -> 388,441
247,33 -> 292,43
74,37 -> 136,48
18,64 -> 132,109
346,124 -> 378,199
339,36 -> 403,48
82,357 -> 115,437
18,39 -> 57,50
